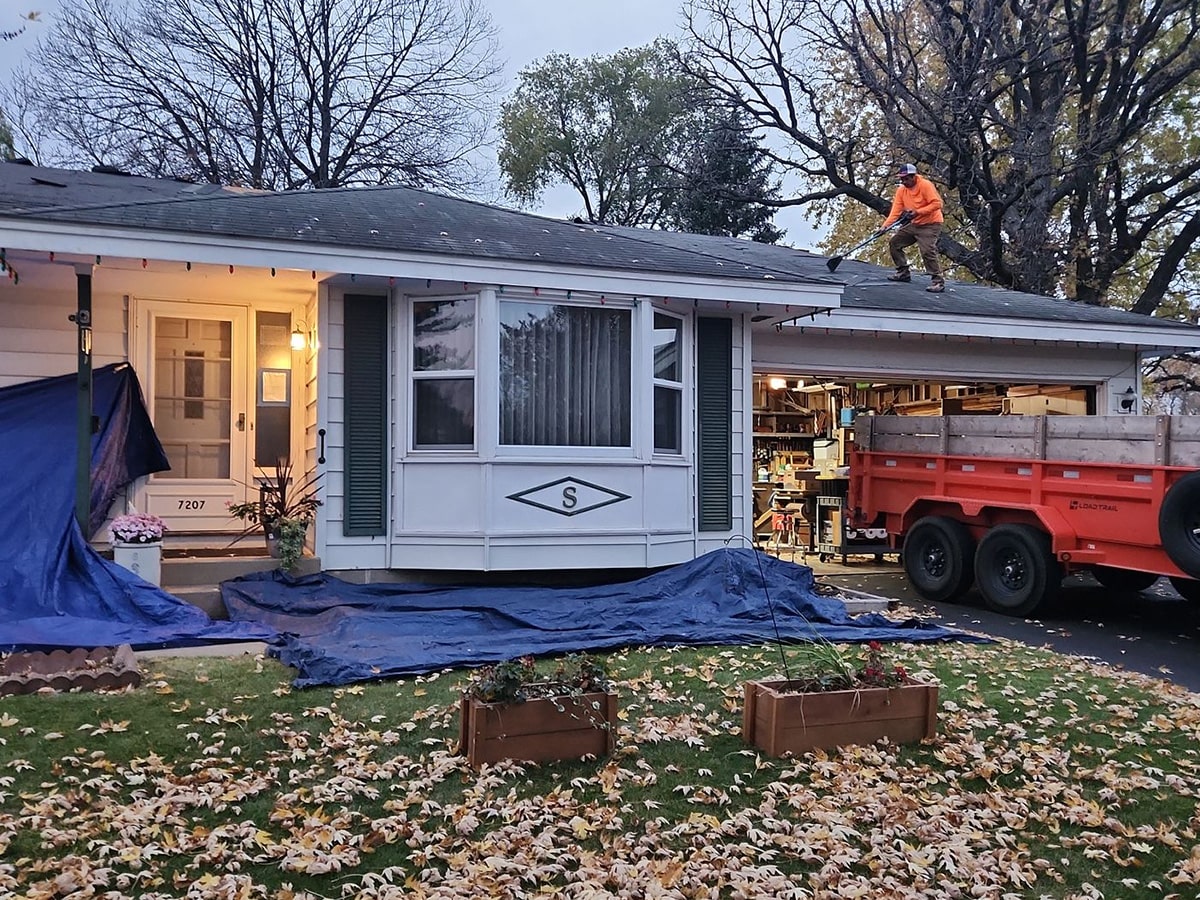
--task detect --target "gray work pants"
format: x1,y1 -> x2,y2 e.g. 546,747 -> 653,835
889,223 -> 943,278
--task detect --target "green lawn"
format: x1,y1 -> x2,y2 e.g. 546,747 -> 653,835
2,640 -> 1200,899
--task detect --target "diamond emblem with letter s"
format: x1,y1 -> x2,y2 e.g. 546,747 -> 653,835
507,477 -> 630,517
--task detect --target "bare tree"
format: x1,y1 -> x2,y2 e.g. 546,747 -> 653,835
23,0 -> 500,191
682,0 -> 1200,315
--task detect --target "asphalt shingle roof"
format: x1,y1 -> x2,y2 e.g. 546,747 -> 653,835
0,160 -> 1195,336
0,162 -> 815,286
602,226 -> 1199,332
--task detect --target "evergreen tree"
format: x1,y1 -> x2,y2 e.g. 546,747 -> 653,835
670,109 -> 783,243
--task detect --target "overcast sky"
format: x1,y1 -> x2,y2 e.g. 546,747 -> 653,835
0,0 -> 819,246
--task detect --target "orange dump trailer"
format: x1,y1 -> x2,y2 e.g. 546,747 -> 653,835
849,415 -> 1200,615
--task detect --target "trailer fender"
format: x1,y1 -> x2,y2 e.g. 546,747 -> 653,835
1159,472 -> 1200,579
902,496 -> 1078,557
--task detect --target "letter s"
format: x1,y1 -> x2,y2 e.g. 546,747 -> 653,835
562,486 -> 577,509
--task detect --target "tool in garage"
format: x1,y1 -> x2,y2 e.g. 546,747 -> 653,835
825,214 -> 910,272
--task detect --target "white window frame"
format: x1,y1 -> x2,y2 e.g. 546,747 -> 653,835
408,293 -> 478,453
651,309 -> 686,456
495,294 -> 637,459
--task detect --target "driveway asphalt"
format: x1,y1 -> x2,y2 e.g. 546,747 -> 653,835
805,554 -> 1200,692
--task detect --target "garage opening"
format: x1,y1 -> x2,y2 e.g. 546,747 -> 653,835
750,373 -> 1098,560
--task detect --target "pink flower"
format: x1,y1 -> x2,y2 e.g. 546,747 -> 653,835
109,513 -> 166,544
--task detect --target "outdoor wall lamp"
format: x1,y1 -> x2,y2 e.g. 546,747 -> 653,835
1119,386 -> 1137,413
291,321 -> 309,351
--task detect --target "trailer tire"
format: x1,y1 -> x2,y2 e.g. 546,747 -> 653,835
903,516 -> 975,602
1169,576 -> 1200,604
975,524 -> 1062,616
1092,566 -> 1159,593
1159,473 -> 1200,579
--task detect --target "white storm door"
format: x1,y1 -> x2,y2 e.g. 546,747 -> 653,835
134,300 -> 250,531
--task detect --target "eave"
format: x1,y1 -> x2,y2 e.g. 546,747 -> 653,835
786,305 -> 1200,355
0,217 -> 843,314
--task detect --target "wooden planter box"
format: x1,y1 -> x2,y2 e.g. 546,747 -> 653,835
742,678 -> 938,757
459,690 -> 618,768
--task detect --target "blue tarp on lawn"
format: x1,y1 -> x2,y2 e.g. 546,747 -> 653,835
0,365 -> 275,651
223,548 -> 988,687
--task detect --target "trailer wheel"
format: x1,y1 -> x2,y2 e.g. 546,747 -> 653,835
1160,473 -> 1200,579
903,516 -> 975,602
1092,566 -> 1159,593
975,524 -> 1062,616
1169,576 -> 1200,604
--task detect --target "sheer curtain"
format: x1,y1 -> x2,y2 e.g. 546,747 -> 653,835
500,302 -> 631,447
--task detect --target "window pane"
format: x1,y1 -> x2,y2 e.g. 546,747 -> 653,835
414,378 -> 474,447
413,299 -> 475,371
500,302 -> 631,447
654,385 -> 682,453
154,316 -> 231,479
652,313 -> 682,382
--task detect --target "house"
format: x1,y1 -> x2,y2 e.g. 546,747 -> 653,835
2,160 -> 1198,578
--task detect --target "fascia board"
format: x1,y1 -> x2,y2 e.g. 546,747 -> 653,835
799,306 -> 1200,353
0,218 -> 843,309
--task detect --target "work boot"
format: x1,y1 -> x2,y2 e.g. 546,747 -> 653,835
926,278 -> 945,293
887,269 -> 911,283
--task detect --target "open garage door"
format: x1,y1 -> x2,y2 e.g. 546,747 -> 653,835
749,372 -> 1099,558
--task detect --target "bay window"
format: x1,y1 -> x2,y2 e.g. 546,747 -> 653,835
500,301 -> 632,447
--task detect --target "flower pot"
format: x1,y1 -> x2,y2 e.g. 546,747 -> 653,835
111,541 -> 163,586
459,689 -> 618,768
742,678 -> 938,757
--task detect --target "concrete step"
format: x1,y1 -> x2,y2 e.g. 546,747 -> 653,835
161,554 -> 321,619
161,554 -> 321,587
168,585 -> 228,620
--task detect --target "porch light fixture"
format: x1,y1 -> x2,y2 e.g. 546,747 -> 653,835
291,322 -> 308,351
767,376 -> 787,390
1119,386 -> 1136,413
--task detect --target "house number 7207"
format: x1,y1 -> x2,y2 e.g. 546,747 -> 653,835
177,499 -> 206,510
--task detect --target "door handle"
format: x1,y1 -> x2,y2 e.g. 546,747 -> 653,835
236,412 -> 246,432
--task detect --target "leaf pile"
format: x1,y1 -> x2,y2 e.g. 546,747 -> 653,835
3,640 -> 1200,898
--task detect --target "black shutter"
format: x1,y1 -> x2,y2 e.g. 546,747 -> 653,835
696,317 -> 732,531
343,294 -> 388,536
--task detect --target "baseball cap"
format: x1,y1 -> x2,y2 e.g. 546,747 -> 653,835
896,164 -> 918,180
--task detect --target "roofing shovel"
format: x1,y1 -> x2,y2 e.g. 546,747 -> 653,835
826,219 -> 903,272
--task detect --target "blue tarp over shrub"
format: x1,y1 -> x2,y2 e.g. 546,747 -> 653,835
0,365 -> 274,650
223,548 -> 988,687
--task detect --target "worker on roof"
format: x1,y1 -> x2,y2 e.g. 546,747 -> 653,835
882,163 -> 945,293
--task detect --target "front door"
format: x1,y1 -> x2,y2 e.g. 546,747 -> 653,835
133,300 -> 250,531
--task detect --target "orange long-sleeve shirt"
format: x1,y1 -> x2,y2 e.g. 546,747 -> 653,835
883,175 -> 944,227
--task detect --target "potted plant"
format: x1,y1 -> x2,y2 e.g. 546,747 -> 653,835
742,640 -> 939,757
459,654 -> 618,768
108,512 -> 166,585
226,457 -> 321,570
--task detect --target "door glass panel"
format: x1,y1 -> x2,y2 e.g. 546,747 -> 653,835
154,316 -> 232,478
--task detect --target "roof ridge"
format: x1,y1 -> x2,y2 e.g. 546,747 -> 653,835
592,223 -> 837,286
7,179 -> 591,233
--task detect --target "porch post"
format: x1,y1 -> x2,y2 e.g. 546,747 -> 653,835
72,263 -> 94,532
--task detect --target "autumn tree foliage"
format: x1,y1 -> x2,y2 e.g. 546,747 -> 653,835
682,0 -> 1200,316
499,41 -> 783,239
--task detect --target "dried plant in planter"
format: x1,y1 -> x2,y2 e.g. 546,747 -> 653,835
460,654 -> 618,768
743,639 -> 939,757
